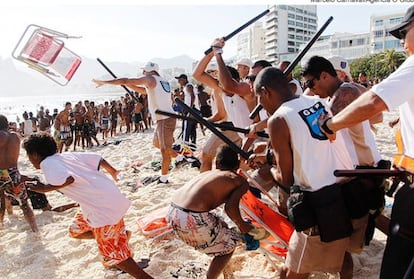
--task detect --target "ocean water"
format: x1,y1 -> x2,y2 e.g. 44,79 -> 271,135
0,92 -> 125,123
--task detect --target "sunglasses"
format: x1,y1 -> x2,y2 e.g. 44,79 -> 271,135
246,75 -> 256,82
305,76 -> 319,89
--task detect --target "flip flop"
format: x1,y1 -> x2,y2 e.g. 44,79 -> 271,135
141,175 -> 160,185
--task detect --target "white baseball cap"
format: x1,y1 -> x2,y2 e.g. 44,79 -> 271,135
236,58 -> 252,68
328,56 -> 351,79
141,61 -> 159,73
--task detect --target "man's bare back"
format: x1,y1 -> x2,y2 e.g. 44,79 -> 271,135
0,130 -> 20,169
171,169 -> 247,212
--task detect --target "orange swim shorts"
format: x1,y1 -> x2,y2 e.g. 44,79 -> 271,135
69,212 -> 131,267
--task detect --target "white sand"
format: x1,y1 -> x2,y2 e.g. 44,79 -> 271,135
0,110 -> 398,279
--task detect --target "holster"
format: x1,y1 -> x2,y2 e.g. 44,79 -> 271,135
307,184 -> 353,242
287,185 -> 316,232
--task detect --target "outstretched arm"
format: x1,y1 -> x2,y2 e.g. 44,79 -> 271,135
326,91 -> 387,134
92,77 -> 154,93
26,176 -> 74,193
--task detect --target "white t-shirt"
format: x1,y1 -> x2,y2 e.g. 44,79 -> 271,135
40,152 -> 131,228
373,55 -> 414,159
183,83 -> 196,108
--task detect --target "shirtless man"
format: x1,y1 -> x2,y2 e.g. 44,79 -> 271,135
0,114 -> 38,232
72,103 -> 85,150
167,145 -> 253,279
55,102 -> 73,153
133,97 -> 144,133
85,101 -> 100,147
101,101 -> 110,140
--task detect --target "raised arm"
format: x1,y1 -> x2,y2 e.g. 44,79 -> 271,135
212,38 -> 254,100
192,51 -> 220,90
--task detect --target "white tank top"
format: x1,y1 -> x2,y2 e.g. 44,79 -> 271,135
146,75 -> 174,121
183,83 -> 193,106
23,119 -> 33,135
222,94 -> 252,134
277,95 -> 353,191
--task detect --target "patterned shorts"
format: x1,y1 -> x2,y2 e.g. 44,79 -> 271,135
69,212 -> 131,267
0,168 -> 28,206
167,203 -> 240,257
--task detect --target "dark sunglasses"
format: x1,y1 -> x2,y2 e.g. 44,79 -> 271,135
305,76 -> 319,89
246,75 -> 256,82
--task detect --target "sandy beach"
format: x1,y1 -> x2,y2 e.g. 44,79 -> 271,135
0,109 -> 398,279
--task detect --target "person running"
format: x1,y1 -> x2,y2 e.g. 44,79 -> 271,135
93,61 -> 177,184
22,132 -> 153,279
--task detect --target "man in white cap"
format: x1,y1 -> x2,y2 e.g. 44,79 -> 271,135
92,62 -> 176,184
236,58 -> 252,81
320,5 -> 414,278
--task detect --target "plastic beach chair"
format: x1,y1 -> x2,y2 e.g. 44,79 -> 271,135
238,169 -> 294,266
240,190 -> 293,263
12,24 -> 82,86
137,207 -> 173,238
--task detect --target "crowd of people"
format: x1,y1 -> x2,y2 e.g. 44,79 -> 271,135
1,5 -> 414,279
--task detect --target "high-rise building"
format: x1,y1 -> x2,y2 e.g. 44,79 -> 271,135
236,22 -> 266,63
370,10 -> 405,54
264,5 -> 318,64
300,32 -> 371,65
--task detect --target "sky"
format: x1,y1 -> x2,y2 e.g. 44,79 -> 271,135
0,2 -> 411,63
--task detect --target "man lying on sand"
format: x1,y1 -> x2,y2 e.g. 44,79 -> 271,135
22,132 -> 153,279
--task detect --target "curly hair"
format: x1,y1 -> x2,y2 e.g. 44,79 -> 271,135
23,132 -> 58,160
216,145 -> 239,171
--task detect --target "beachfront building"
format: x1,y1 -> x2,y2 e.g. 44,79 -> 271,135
264,5 -> 318,64
300,32 -> 371,65
370,10 -> 405,54
236,21 -> 267,62
298,8 -> 406,65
